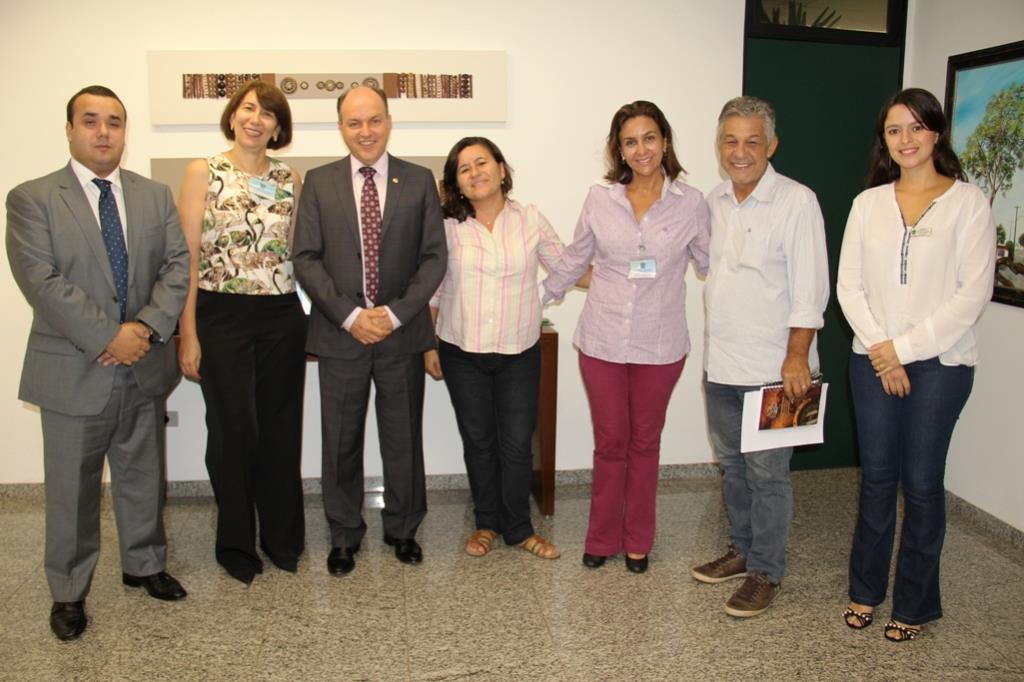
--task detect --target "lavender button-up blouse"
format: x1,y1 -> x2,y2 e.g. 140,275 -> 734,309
544,177 -> 711,365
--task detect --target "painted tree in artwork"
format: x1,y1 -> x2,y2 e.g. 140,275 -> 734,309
961,83 -> 1024,206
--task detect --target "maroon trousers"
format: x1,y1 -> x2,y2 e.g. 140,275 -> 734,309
578,352 -> 685,556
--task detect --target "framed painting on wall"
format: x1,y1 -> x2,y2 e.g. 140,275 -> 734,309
945,40 -> 1024,308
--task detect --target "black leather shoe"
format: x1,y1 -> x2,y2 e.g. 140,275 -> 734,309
122,571 -> 188,601
582,553 -> 607,568
327,545 -> 359,575
625,555 -> 649,573
384,535 -> 423,564
50,601 -> 87,641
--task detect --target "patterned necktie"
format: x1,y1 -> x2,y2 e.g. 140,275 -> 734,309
93,178 -> 129,323
359,166 -> 382,304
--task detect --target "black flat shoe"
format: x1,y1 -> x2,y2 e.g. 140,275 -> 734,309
384,535 -> 423,565
122,571 -> 187,601
582,553 -> 606,568
327,545 -> 359,575
50,601 -> 87,641
625,555 -> 649,573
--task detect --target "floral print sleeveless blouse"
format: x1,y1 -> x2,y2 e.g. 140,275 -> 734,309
198,154 -> 296,295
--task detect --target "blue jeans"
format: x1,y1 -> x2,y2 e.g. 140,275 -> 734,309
439,340 -> 540,546
703,377 -> 793,584
848,354 -> 973,625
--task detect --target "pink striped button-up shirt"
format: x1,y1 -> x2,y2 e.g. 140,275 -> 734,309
544,178 -> 711,365
432,200 -> 565,354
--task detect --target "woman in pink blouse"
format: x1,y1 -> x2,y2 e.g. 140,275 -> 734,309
426,137 -> 585,560
544,101 -> 710,573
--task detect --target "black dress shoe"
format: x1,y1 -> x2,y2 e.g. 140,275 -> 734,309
50,601 -> 87,641
122,571 -> 188,601
625,555 -> 649,573
327,546 -> 359,575
384,535 -> 423,564
582,553 -> 607,568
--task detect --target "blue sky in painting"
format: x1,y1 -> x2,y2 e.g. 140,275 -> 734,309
951,57 -> 1023,151
950,56 -> 1024,239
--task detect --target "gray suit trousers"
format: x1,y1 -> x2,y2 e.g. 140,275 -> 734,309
318,352 -> 427,548
42,367 -> 167,602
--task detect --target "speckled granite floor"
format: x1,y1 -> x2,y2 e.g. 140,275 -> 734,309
1,468 -> 1022,681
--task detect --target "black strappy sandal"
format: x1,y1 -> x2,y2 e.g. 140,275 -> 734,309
843,607 -> 874,629
884,619 -> 921,642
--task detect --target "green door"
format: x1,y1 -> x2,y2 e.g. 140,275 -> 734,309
744,38 -> 902,468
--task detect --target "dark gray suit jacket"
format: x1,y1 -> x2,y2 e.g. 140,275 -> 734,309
293,154 -> 446,359
6,164 -> 190,416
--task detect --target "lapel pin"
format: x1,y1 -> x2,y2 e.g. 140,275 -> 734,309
392,177 -> 399,184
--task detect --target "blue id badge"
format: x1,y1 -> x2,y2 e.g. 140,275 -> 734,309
628,257 -> 657,279
248,176 -> 278,201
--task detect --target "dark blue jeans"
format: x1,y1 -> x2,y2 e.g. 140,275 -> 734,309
848,354 -> 973,625
439,340 -> 540,546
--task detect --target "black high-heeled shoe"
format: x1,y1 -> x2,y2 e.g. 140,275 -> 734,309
625,555 -> 648,573
582,553 -> 606,568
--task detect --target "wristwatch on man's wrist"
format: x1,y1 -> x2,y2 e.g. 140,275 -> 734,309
137,320 -> 163,345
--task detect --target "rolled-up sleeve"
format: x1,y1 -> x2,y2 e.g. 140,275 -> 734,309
784,191 -> 830,330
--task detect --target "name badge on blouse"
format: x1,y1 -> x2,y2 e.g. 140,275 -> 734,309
248,177 -> 277,201
911,226 -> 932,237
628,258 -> 657,279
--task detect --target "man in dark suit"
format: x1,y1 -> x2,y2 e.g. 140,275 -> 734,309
6,85 -> 190,640
293,85 -> 446,574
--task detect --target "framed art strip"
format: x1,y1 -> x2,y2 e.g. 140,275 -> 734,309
148,50 -> 506,124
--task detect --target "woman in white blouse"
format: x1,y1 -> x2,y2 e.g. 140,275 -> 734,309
425,137 -> 586,560
837,88 -> 995,642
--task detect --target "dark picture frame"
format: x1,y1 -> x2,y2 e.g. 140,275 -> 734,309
744,0 -> 906,47
945,40 -> 1024,308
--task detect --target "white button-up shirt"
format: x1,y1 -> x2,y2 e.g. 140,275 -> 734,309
704,164 -> 830,386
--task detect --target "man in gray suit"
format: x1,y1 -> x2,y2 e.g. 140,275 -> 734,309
293,85 -> 446,574
6,85 -> 190,640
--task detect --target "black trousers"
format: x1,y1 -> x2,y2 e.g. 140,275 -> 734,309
318,351 -> 426,549
439,340 -> 540,546
196,290 -> 307,573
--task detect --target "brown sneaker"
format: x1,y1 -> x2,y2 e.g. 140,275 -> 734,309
691,545 -> 748,584
724,571 -> 780,617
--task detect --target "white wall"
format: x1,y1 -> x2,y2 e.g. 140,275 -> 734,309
904,0 -> 1024,531
0,0 -> 743,484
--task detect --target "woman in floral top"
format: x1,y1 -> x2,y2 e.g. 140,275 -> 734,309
177,81 -> 306,584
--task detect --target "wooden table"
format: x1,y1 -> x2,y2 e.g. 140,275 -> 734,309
531,326 -> 558,516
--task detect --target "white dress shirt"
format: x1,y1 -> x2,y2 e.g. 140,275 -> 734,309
837,180 -> 995,367
69,158 -> 128,242
341,153 -> 401,331
704,164 -> 830,385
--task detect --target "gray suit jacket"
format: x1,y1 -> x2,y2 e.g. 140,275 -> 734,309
6,163 -> 190,416
293,154 -> 446,359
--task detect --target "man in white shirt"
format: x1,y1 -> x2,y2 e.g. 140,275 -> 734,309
6,85 -> 190,640
693,96 -> 830,617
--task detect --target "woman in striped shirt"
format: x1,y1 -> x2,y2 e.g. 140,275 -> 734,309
426,137 -> 587,560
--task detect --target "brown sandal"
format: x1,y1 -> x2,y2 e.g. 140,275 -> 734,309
519,534 -> 561,560
465,529 -> 498,557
